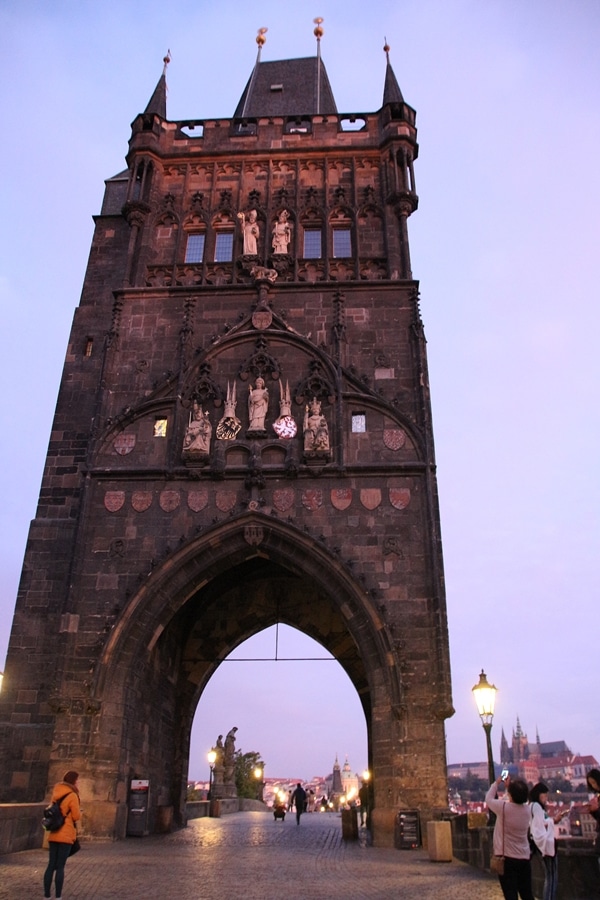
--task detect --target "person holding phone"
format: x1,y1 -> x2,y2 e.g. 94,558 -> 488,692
485,775 -> 534,900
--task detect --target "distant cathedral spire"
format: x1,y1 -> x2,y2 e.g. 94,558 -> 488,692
331,755 -> 343,793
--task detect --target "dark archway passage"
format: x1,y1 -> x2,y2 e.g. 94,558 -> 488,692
89,514 -> 397,838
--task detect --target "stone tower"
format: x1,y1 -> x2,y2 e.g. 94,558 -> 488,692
0,33 -> 453,846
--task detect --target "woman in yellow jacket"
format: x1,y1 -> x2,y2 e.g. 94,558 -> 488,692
43,770 -> 81,900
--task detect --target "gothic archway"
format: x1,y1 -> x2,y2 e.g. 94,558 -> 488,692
87,512 -> 402,837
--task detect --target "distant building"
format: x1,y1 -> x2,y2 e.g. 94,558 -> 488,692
340,756 -> 360,802
447,762 -> 491,781
497,720 -> 597,786
450,722 -> 597,790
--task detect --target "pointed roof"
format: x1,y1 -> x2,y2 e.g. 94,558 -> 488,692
234,57 -> 338,118
144,53 -> 170,119
144,73 -> 167,119
382,41 -> 404,105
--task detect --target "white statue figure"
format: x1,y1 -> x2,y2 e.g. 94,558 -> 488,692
216,381 -> 242,440
303,397 -> 330,452
272,209 -> 291,254
248,377 -> 269,432
182,402 -> 212,456
237,209 -> 259,255
273,379 -> 297,439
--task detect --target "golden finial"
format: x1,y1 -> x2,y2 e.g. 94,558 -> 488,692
256,27 -> 268,47
383,37 -> 390,59
163,49 -> 171,75
313,17 -> 324,40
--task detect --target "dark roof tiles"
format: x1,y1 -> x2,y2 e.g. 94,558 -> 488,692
234,57 -> 338,118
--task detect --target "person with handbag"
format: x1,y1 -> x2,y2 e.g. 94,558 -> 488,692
485,775 -> 534,900
43,770 -> 81,900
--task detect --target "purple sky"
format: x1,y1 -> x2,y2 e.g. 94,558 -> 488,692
1,1 -> 598,782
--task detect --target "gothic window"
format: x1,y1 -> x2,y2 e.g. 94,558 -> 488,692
214,232 -> 234,262
185,233 -> 205,263
332,228 -> 352,258
303,228 -> 322,259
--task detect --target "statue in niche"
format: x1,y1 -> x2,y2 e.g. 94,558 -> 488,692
303,397 -> 330,453
216,381 -> 242,440
182,402 -> 212,458
273,380 -> 297,439
247,376 -> 269,433
237,209 -> 260,255
272,209 -> 291,254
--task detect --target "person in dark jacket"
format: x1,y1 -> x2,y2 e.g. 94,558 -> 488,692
43,770 -> 81,900
291,782 -> 307,825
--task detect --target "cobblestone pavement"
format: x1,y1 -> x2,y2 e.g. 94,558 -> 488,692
0,811 -> 504,900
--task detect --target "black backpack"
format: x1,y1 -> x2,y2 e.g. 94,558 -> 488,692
42,792 -> 72,832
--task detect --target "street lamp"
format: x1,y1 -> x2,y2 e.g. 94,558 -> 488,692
254,765 -> 264,802
207,749 -> 216,801
472,669 -> 498,787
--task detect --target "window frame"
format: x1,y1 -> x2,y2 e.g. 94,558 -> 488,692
184,233 -> 206,264
332,227 -> 352,258
214,231 -> 234,263
303,228 -> 322,259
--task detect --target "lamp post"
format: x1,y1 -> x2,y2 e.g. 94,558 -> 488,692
472,669 -> 498,786
207,749 -> 216,801
254,765 -> 264,802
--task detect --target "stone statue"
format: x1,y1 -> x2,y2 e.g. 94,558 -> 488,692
214,734 -> 224,766
216,381 -> 242,440
272,210 -> 291,254
303,397 -> 330,452
248,377 -> 269,432
182,402 -> 212,457
237,209 -> 259,255
224,726 -> 238,766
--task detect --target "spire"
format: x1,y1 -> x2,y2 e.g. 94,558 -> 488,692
515,716 -> 523,737
313,17 -> 324,115
382,39 -> 404,106
144,51 -> 170,119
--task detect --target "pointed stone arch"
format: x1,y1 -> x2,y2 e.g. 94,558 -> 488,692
87,512 -> 403,837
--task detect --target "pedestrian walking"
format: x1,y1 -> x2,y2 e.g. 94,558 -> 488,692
291,782 -> 307,825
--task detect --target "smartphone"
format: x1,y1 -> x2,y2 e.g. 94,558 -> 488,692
501,769 -> 509,780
